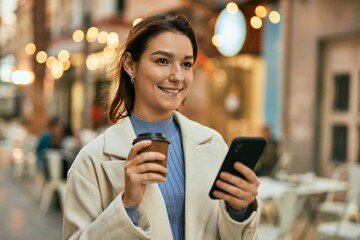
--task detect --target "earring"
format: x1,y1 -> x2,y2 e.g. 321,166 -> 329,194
130,75 -> 135,84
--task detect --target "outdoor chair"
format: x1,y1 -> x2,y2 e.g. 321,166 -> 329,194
39,148 -> 71,214
258,190 -> 300,240
317,163 -> 360,220
316,186 -> 360,240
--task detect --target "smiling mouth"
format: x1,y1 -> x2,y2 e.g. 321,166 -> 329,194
158,87 -> 182,94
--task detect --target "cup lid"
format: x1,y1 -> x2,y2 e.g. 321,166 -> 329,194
132,132 -> 170,145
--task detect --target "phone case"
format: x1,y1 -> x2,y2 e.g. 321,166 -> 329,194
209,137 -> 267,199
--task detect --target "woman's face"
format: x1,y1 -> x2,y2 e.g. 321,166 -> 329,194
131,31 -> 194,121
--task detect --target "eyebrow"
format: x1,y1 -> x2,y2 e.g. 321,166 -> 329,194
150,50 -> 194,60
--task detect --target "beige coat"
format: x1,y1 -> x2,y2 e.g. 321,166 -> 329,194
63,111 -> 261,240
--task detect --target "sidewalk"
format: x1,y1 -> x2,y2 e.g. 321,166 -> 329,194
0,146 -> 63,240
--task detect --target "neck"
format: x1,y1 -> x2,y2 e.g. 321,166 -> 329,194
132,109 -> 174,122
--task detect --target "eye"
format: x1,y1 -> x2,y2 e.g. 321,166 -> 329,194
182,61 -> 193,69
156,58 -> 169,65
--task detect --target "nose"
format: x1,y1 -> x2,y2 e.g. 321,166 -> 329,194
169,63 -> 184,82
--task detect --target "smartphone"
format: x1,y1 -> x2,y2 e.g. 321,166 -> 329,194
209,137 -> 267,199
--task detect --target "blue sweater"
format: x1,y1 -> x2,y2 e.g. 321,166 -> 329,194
127,113 -> 251,240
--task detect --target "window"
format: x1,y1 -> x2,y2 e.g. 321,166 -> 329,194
333,73 -> 350,111
117,0 -> 124,13
331,125 -> 348,162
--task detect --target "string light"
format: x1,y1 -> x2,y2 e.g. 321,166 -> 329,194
97,31 -> 108,44
25,43 -> 36,55
250,16 -> 262,29
226,2 -> 238,14
255,5 -> 267,18
86,27 -> 99,42
212,35 -> 224,47
58,50 -> 70,62
73,29 -> 84,42
269,11 -> 281,24
107,32 -> 119,48
36,51 -> 47,63
46,56 -> 57,68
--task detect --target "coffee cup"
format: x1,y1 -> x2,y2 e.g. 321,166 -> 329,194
132,133 -> 170,178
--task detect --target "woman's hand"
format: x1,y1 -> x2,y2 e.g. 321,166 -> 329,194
122,140 -> 167,208
212,162 -> 259,212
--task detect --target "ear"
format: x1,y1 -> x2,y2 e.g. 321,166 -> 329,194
123,52 -> 136,77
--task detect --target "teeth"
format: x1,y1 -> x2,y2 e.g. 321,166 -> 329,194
160,87 -> 180,94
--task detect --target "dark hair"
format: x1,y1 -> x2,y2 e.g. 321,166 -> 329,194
108,13 -> 198,123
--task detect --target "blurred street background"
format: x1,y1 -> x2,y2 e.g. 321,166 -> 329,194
0,0 -> 359,239
0,145 -> 62,240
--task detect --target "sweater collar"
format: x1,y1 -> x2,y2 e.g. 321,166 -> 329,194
129,112 -> 178,140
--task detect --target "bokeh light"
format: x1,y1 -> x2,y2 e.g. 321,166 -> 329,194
25,43 -> 36,55
214,7 -> 246,57
51,61 -> 64,79
86,27 -> 99,42
63,60 -> 71,71
133,18 -> 143,27
36,51 -> 47,63
103,46 -> 116,59
255,5 -> 267,18
73,29 -> 85,42
46,56 -> 57,68
107,32 -> 119,48
11,70 -> 34,85
226,2 -> 238,14
250,16 -> 262,29
97,31 -> 108,44
212,35 -> 224,47
58,50 -> 70,62
86,54 -> 99,70
269,11 -> 281,24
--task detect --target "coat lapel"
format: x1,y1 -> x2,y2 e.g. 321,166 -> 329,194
103,117 -> 135,159
174,112 -> 226,239
101,117 -> 172,238
101,118 -> 135,195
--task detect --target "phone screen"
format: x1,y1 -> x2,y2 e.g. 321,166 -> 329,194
209,137 -> 266,199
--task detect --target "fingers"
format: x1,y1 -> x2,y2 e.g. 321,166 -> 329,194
218,162 -> 259,193
133,161 -> 168,176
233,162 -> 259,185
123,140 -> 168,207
127,140 -> 152,159
214,162 -> 259,211
212,189 -> 254,211
127,140 -> 166,165
125,140 -> 167,184
124,153 -> 167,181
213,178 -> 256,202
127,151 -> 166,166
125,168 -> 167,184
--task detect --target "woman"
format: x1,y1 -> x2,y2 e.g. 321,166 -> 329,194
63,13 -> 261,240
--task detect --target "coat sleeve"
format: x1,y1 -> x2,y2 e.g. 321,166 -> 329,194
218,198 -> 261,240
63,154 -> 152,240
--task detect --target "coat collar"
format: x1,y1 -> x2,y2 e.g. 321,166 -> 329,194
103,116 -> 135,159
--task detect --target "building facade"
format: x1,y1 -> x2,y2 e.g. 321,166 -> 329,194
1,0 -> 359,176
284,0 -> 360,175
